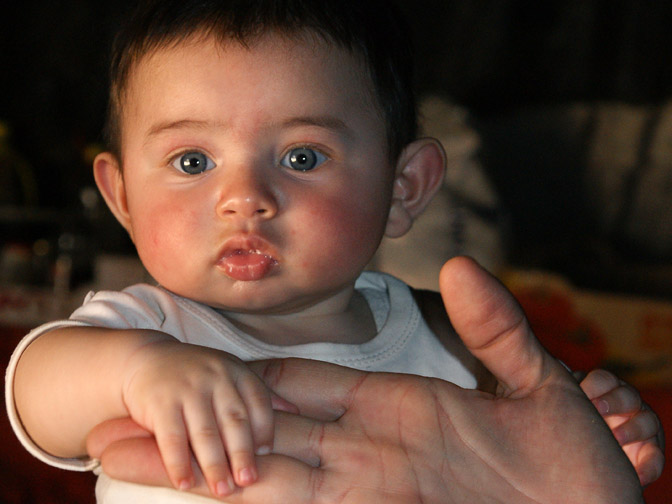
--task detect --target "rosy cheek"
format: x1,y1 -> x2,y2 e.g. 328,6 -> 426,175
134,202 -> 200,276
304,196 -> 385,269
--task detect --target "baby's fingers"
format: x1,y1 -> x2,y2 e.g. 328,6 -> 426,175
237,373 -> 277,456
213,385 -> 258,489
153,410 -> 195,492
185,398 -> 237,497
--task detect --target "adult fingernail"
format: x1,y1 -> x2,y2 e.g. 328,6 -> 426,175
595,399 -> 609,415
614,428 -> 630,445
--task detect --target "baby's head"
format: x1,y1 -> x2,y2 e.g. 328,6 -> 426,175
94,0 -> 445,313
105,0 -> 417,163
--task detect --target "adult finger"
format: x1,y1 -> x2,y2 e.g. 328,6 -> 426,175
98,435 -> 180,488
269,411 -> 324,467
593,385 -> 643,417
248,358 -> 367,421
87,417 -> 152,459
578,369 -> 620,400
629,441 -> 666,487
611,409 -> 661,446
90,418 -> 201,490
95,420 -> 318,504
579,369 -> 643,415
439,256 -> 562,397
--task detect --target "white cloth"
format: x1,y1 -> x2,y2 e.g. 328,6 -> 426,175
5,271 -> 476,503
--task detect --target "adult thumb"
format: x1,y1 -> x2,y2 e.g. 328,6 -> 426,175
440,256 -> 560,397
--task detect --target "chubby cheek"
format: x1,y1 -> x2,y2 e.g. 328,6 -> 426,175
294,191 -> 389,277
130,198 -> 204,285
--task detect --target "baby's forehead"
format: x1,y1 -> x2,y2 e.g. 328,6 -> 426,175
117,30 -> 386,153
130,33 -> 358,88
121,31 -> 380,120
129,29 -> 368,86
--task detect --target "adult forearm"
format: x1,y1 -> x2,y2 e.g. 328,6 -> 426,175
13,326 -> 173,458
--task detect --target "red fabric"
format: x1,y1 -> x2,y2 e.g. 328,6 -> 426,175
514,292 -> 671,503
641,388 -> 671,504
1,326 -> 95,503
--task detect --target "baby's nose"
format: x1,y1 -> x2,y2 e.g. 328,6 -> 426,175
217,195 -> 276,218
215,170 -> 278,220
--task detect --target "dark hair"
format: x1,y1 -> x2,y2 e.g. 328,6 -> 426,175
104,0 -> 417,162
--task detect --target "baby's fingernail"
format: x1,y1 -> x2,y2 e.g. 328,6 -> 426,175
239,466 -> 257,485
256,445 -> 271,455
178,479 -> 192,491
216,477 -> 235,496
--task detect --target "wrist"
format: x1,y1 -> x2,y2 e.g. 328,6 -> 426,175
119,333 -> 181,416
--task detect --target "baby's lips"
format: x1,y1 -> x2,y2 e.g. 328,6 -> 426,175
216,234 -> 280,281
217,249 -> 277,281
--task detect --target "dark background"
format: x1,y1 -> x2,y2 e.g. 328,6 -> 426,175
2,0 -> 672,296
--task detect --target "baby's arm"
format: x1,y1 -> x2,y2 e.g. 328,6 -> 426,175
13,326 -> 280,497
578,369 -> 665,486
14,327 -> 165,458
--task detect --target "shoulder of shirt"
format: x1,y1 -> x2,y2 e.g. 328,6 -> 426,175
84,283 -> 202,309
74,283 -> 210,331
356,270 -> 409,290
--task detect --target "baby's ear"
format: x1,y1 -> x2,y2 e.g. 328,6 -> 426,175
93,152 -> 134,239
385,138 -> 446,238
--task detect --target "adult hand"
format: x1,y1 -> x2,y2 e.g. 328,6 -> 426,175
87,257 -> 644,503
578,369 -> 665,486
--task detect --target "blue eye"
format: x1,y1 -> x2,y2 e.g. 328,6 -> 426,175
171,151 -> 216,174
280,147 -> 327,172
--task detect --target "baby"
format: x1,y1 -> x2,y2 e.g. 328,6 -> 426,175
8,0 -> 663,502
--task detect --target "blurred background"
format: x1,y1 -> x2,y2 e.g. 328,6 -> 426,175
1,1 -> 671,502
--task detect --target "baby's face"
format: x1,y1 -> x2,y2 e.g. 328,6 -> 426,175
117,33 -> 395,314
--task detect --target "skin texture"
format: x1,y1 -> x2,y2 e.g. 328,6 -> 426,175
87,257 -> 648,503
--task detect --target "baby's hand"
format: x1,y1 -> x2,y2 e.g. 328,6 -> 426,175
578,369 -> 665,486
120,339 -> 294,498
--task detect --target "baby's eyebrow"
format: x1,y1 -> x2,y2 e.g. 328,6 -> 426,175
274,115 -> 356,143
144,115 -> 353,143
279,115 -> 349,132
145,119 -> 220,143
